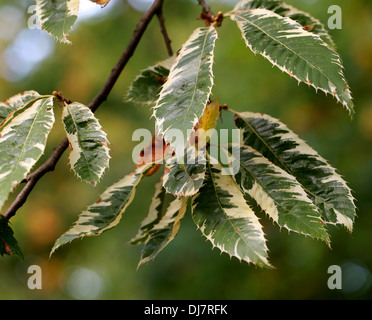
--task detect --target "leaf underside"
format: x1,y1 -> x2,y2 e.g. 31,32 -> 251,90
129,178 -> 167,246
50,163 -> 156,256
126,55 -> 175,106
233,0 -> 335,48
138,196 -> 188,268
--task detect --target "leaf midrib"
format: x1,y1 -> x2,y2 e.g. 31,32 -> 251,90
7,98 -> 50,188
205,158 -> 262,259
232,110 -> 340,216
234,10 -> 339,97
180,27 -> 214,134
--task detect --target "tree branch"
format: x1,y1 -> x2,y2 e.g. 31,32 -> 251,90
197,0 -> 215,22
197,0 -> 214,16
3,0 -> 166,220
157,9 -> 173,57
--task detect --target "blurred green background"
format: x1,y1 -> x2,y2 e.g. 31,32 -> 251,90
0,0 -> 371,300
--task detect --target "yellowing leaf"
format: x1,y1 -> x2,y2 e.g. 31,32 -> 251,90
189,99 -> 221,146
197,98 -> 220,132
89,0 -> 110,7
0,97 -> 55,210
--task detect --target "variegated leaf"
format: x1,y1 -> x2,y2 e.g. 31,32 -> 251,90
194,98 -> 220,134
129,178 -> 166,246
62,102 -> 110,186
0,97 -> 55,210
192,159 -> 271,267
138,196 -> 188,268
153,26 -> 218,149
221,144 -> 330,243
50,163 -> 156,256
163,147 -> 206,197
126,56 -> 175,106
0,91 -> 40,124
0,95 -> 49,133
232,0 -> 335,48
233,110 -> 356,231
35,0 -> 80,44
231,8 -> 354,116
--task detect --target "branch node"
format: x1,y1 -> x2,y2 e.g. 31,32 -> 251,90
214,11 -> 224,27
197,1 -> 223,27
52,91 -> 72,105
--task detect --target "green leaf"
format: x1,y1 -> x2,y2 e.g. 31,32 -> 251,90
62,102 -> 110,186
35,0 -> 80,44
0,97 -> 55,210
0,91 -> 40,124
153,26 -> 218,150
126,56 -> 175,106
233,110 -> 356,231
232,0 -> 335,48
50,163 -> 156,256
0,215 -> 23,259
129,178 -> 166,246
138,196 -> 188,268
230,8 -> 354,116
163,147 -> 206,197
192,159 -> 271,267
222,144 -> 330,243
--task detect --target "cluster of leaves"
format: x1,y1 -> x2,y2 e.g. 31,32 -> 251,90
51,0 -> 355,267
0,0 -> 356,267
0,91 -> 110,257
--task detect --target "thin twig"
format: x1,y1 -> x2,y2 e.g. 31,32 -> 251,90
197,0 -> 214,17
157,9 -> 173,57
3,0 -> 166,220
197,0 -> 215,24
